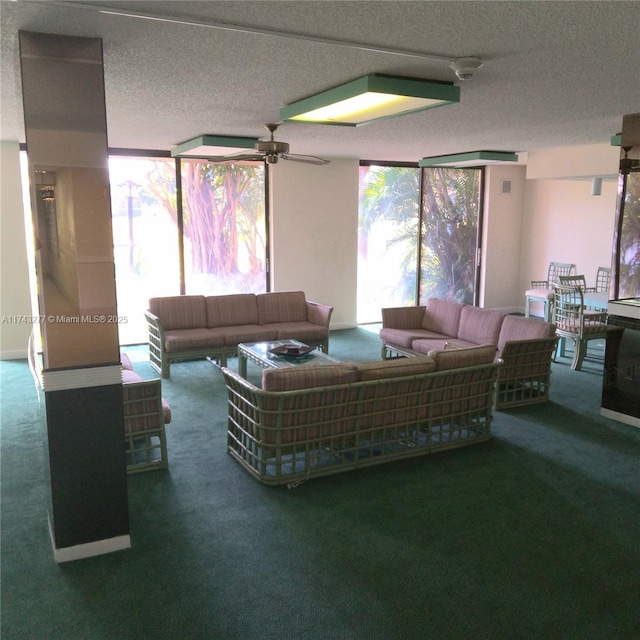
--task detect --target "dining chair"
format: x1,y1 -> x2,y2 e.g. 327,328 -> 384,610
559,274 -> 587,289
552,283 -> 608,371
525,262 -> 574,322
586,266 -> 611,293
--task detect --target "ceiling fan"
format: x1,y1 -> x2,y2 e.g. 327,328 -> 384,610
208,123 -> 330,165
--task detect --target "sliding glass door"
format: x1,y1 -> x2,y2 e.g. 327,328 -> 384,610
358,164 -> 483,323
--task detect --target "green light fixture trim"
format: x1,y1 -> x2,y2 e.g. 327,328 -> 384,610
171,135 -> 259,158
419,150 -> 519,168
280,74 -> 460,127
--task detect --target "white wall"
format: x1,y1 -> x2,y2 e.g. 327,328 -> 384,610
0,141 -> 624,357
481,164 -> 527,311
0,141 -> 34,358
270,158 -> 359,329
520,177 -> 617,305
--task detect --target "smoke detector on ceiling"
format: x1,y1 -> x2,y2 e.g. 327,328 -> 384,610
450,57 -> 483,81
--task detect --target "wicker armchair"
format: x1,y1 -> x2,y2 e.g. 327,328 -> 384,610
552,283 -> 608,371
525,262 -> 574,322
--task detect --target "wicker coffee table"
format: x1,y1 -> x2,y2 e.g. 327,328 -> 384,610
238,339 -> 340,378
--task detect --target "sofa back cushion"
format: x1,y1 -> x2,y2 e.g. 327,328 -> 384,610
262,363 -> 358,391
257,291 -> 307,324
421,298 -> 465,335
427,343 -> 497,371
206,294 -> 258,328
498,315 -> 556,350
149,295 -> 207,330
458,306 -> 505,345
356,356 -> 436,381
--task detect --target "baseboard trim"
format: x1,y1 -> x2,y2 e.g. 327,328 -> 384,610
0,348 -> 28,360
600,408 -> 640,429
51,531 -> 131,564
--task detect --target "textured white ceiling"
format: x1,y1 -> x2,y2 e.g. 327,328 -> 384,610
1,0 -> 639,162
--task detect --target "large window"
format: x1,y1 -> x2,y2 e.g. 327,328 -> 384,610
109,157 -> 180,345
109,156 -> 267,344
358,164 -> 483,323
180,160 -> 267,295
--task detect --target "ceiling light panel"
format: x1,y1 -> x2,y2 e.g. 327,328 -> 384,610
171,135 -> 258,158
281,74 -> 460,126
419,151 -> 519,167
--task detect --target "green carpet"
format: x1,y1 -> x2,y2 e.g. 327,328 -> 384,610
1,328 -> 639,639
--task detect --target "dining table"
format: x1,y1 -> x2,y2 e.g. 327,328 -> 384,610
582,291 -> 609,311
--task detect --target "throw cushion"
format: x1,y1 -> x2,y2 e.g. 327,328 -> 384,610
257,291 -> 307,324
458,306 -> 505,345
149,295 -> 207,331
497,315 -> 556,350
421,298 -> 465,335
206,294 -> 259,328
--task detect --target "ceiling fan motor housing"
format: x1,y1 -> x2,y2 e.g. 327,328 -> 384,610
257,140 -> 290,154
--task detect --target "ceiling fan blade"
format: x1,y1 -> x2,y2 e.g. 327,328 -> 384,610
281,153 -> 330,166
202,152 -> 265,163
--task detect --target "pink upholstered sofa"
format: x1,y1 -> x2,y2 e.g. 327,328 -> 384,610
380,298 -> 558,409
222,344 -> 500,486
145,291 -> 333,378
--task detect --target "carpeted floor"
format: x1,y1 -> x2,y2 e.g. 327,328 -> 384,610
1,327 -> 639,639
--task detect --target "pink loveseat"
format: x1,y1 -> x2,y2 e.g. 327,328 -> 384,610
145,291 -> 333,378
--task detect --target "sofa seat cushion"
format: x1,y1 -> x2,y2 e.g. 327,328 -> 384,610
380,328 -> 450,349
121,353 -> 135,371
261,321 -> 329,342
257,291 -> 307,324
411,337 -> 477,354
262,363 -> 358,391
497,315 -> 556,350
218,325 -> 278,346
422,298 -> 465,334
206,293 -> 258,328
121,368 -> 142,384
356,356 -> 436,381
427,344 -> 497,371
163,328 -> 226,352
149,295 -> 207,330
458,306 -> 505,345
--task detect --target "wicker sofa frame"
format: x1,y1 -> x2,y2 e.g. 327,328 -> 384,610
122,354 -> 171,474
380,299 -> 558,409
145,291 -> 333,378
222,352 -> 500,487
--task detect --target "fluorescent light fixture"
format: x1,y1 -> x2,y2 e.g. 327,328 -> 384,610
171,135 -> 258,158
280,74 -> 460,126
419,151 -> 518,168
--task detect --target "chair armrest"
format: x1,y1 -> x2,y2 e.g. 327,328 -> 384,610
144,309 -> 162,331
306,300 -> 333,327
381,305 -> 426,329
529,280 -> 550,288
